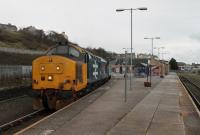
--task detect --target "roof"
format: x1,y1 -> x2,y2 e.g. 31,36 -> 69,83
114,58 -> 148,67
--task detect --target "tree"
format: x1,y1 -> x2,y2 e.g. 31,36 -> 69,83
169,58 -> 178,70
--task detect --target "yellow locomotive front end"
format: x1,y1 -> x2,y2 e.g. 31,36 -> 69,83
32,56 -> 76,91
32,43 -> 87,110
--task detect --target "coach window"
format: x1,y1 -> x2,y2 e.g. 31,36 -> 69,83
69,47 -> 80,59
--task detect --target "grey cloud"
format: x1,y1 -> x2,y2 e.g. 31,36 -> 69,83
0,0 -> 200,63
190,33 -> 200,42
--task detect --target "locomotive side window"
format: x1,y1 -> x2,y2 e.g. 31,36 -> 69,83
69,47 -> 80,58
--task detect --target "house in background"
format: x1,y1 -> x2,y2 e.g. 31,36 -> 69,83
0,23 -> 17,31
191,63 -> 200,73
192,63 -> 200,69
178,62 -> 193,71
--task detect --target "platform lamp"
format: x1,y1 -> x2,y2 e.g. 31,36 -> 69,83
116,7 -> 147,90
144,37 -> 160,86
123,48 -> 128,102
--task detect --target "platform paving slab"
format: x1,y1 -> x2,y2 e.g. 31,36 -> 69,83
107,74 -> 188,135
48,77 -> 160,135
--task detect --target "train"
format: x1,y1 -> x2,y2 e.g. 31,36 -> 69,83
32,42 -> 111,110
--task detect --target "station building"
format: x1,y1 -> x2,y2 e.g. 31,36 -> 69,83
110,56 -> 169,78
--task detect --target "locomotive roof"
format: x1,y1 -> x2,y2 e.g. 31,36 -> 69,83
96,55 -> 107,62
69,42 -> 85,53
83,50 -> 107,62
46,42 -> 107,62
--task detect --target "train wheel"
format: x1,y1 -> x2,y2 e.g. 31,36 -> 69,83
72,90 -> 77,101
33,97 -> 42,110
42,94 -> 57,110
42,94 -> 49,110
48,96 -> 57,110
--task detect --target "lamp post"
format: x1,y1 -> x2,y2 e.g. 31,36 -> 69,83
123,48 -> 128,102
116,7 -> 147,90
144,37 -> 160,85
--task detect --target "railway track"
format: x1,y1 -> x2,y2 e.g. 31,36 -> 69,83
0,94 -> 49,134
0,109 -> 51,134
179,75 -> 200,110
0,85 -> 31,101
0,78 -> 110,134
0,95 -> 28,104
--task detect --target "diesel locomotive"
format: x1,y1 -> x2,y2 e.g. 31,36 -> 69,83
32,42 -> 110,110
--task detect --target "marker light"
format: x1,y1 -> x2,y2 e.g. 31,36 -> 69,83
41,66 -> 45,71
56,66 -> 60,71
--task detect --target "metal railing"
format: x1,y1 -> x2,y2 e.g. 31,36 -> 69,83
0,65 -> 32,86
0,46 -> 43,55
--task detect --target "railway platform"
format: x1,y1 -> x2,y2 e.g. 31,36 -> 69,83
15,73 -> 200,135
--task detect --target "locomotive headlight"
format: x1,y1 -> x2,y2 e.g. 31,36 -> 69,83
41,66 -> 45,71
48,75 -> 53,81
56,66 -> 60,71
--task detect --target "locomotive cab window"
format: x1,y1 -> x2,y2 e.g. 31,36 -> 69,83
47,45 -> 69,56
54,45 -> 68,55
47,44 -> 85,61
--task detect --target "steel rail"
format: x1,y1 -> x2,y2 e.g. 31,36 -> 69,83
0,109 -> 44,132
0,78 -> 110,134
0,95 -> 28,104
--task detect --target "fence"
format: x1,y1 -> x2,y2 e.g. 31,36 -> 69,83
0,65 -> 32,87
0,46 -> 44,55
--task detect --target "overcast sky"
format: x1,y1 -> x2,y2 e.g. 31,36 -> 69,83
0,0 -> 200,63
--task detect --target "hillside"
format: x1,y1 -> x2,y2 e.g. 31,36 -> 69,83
0,23 -> 68,65
0,23 -> 67,50
0,23 -> 117,65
